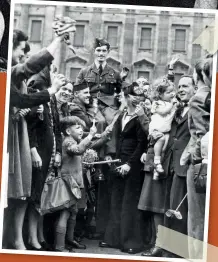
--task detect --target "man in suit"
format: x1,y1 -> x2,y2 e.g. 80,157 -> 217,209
180,61 -> 211,259
161,75 -> 197,257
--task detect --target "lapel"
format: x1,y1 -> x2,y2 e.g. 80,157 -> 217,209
101,64 -> 110,76
177,110 -> 188,126
90,63 -> 99,75
122,112 -> 138,132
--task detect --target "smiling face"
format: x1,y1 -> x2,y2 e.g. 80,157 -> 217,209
177,76 -> 196,103
136,77 -> 149,97
94,45 -> 109,63
66,124 -> 84,142
75,87 -> 91,105
57,83 -> 73,103
159,84 -> 176,102
12,41 -> 26,64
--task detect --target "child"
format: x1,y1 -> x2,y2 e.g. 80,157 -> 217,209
149,77 -> 178,180
54,116 -> 97,252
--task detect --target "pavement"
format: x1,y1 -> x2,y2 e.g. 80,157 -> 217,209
73,238 -> 148,256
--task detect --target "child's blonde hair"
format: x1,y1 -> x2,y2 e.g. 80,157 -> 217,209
151,77 -> 175,101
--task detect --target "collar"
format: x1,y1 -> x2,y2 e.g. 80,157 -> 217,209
73,97 -> 87,112
95,60 -> 107,70
196,85 -> 211,93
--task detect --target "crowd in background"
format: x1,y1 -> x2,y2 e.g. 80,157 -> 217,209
2,18 -> 212,259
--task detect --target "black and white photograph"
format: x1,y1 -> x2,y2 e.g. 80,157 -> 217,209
0,0 -> 217,260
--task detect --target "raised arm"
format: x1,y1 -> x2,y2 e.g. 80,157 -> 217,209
75,68 -> 85,85
10,73 -> 66,108
66,124 -> 97,155
66,135 -> 93,156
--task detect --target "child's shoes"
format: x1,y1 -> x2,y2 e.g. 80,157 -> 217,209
154,163 -> 164,173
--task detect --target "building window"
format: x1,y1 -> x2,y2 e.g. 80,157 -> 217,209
74,25 -> 85,47
174,73 -> 184,87
140,28 -> 152,49
138,71 -> 150,81
107,26 -> 118,47
30,20 -> 42,42
70,68 -> 81,82
174,29 -> 186,51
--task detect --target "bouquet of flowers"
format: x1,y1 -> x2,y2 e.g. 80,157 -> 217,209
82,149 -> 98,168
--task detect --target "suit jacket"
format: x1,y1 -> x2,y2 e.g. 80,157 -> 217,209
163,112 -> 190,177
115,112 -> 147,167
188,86 -> 210,163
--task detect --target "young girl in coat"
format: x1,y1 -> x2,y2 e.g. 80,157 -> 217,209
149,78 -> 178,179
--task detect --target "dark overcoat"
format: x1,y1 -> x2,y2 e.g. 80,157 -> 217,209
104,112 -> 148,250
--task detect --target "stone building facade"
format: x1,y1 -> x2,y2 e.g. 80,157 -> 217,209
14,4 -> 214,86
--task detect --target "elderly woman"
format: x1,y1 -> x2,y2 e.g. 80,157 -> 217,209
99,83 -> 148,254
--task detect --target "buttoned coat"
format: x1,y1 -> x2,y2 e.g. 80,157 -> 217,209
8,49 -> 54,199
162,113 -> 190,178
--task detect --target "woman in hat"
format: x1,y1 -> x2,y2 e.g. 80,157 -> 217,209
99,82 -> 148,254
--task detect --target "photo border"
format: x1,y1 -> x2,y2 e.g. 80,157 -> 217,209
0,1 -> 217,261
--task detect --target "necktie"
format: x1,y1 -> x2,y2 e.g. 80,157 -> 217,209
99,64 -> 103,75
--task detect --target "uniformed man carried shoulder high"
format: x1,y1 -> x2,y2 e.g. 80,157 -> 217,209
75,38 -> 128,156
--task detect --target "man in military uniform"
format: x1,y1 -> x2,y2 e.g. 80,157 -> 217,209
75,38 -> 128,158
69,81 -> 116,240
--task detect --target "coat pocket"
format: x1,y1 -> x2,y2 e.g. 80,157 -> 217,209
84,77 -> 96,83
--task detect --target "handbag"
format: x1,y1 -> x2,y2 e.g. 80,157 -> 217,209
40,167 -> 81,215
193,163 -> 207,194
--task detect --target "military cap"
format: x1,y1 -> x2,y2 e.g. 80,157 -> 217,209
73,82 -> 89,93
94,38 -> 110,50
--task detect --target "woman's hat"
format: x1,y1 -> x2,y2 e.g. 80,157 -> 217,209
124,82 -> 145,97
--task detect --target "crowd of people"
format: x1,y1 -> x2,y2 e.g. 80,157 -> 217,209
2,17 -> 212,259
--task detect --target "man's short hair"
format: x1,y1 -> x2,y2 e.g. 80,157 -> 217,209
24,42 -> 30,54
179,74 -> 195,86
203,56 -> 213,83
13,30 -> 28,50
61,116 -> 86,136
